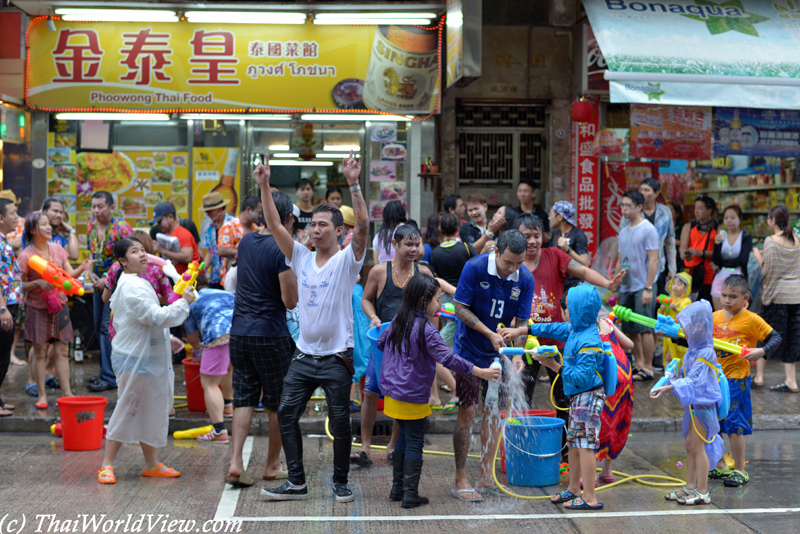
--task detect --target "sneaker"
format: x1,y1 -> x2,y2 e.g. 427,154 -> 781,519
261,482 -> 308,501
723,470 -> 749,487
332,482 -> 354,503
197,429 -> 229,443
708,466 -> 731,480
255,401 -> 265,412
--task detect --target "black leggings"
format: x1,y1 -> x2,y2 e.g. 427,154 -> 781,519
278,350 -> 353,485
0,305 -> 17,406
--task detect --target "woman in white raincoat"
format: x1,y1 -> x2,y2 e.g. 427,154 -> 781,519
98,237 -> 194,484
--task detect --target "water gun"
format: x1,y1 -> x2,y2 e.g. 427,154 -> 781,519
651,358 -> 681,394
500,345 -> 559,359
656,295 -> 674,306
173,425 -> 213,440
147,254 -> 180,284
613,305 -> 753,361
437,302 -> 456,321
168,261 -> 205,304
29,255 -> 84,296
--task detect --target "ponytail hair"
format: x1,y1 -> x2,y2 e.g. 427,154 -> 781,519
768,205 -> 797,244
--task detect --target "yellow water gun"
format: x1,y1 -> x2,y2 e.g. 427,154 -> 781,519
168,261 -> 204,303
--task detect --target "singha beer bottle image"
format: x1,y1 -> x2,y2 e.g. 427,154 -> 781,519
362,25 -> 439,113
213,149 -> 240,215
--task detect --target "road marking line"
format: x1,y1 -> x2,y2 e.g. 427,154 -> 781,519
213,435 -> 253,522
218,507 -> 800,523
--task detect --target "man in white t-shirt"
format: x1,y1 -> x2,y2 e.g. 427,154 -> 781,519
256,151 -> 368,504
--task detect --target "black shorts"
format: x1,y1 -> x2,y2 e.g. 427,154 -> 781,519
762,303 -> 800,364
455,369 -> 510,408
230,335 -> 295,410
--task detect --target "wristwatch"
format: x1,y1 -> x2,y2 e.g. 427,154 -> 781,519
644,286 -> 653,291
485,231 -> 495,239
0,307 -> 7,314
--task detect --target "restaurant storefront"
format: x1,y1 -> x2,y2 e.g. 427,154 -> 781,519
24,13 -> 444,261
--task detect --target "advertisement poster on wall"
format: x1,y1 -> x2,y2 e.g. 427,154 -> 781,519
630,104 -> 712,160
713,107 -> 800,157
192,148 -> 242,240
570,96 -> 600,257
600,161 -> 659,243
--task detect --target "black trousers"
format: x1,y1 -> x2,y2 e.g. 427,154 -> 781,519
521,360 -> 570,461
278,349 -> 353,485
0,305 -> 18,405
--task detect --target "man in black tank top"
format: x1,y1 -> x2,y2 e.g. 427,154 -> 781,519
352,225 -> 432,466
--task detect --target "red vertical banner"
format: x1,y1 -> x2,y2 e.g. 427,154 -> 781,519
570,96 -> 600,258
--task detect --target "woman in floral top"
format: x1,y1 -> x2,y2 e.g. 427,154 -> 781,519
103,231 -> 173,340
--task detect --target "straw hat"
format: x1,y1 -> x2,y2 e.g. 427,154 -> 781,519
200,192 -> 230,212
340,205 -> 355,227
0,190 -> 20,205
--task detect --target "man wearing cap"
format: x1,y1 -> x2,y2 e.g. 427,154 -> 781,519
549,200 -> 590,291
87,191 -> 132,392
218,197 -> 261,284
199,192 -> 233,290
0,190 -> 24,253
151,202 -> 201,274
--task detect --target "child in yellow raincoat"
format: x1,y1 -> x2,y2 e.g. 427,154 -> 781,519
661,272 -> 693,365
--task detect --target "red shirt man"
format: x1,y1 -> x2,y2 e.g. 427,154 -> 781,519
151,202 -> 200,274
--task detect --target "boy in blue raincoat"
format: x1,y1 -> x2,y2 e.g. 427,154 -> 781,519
501,284 -> 606,510
651,300 -> 724,506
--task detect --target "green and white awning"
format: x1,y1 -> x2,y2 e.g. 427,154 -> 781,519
584,0 -> 800,109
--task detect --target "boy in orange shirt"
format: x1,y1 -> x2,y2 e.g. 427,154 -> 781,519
710,275 -> 782,487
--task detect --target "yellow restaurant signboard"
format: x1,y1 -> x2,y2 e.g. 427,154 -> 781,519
26,19 -> 440,114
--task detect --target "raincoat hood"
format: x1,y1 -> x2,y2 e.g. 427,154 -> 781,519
668,272 -> 692,299
677,299 -> 714,352
567,284 -> 602,332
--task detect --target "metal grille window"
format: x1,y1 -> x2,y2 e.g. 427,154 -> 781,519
457,103 -> 546,189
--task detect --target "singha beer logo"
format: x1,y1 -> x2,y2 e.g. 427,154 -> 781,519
383,68 -> 417,100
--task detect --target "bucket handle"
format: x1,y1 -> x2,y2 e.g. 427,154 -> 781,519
503,427 -> 568,459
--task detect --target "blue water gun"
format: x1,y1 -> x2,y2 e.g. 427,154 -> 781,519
651,358 -> 681,394
500,345 -> 559,358
650,357 -> 730,420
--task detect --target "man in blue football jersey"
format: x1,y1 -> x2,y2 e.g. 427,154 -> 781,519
450,229 -> 534,502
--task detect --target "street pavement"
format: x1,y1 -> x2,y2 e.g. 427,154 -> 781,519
1,431 -> 798,533
2,347 -> 800,532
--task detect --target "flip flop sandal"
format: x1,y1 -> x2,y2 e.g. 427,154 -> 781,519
551,489 -> 579,503
442,398 -> 459,412
225,471 -> 254,488
0,408 -> 12,418
349,451 -> 373,467
633,370 -> 654,382
476,485 -> 506,497
35,401 -> 48,410
751,381 -> 765,389
46,375 -> 60,389
770,383 -> 800,393
430,404 -> 444,410
564,497 -> 604,510
440,385 -> 453,393
263,467 -> 289,480
450,489 -> 483,502
599,475 -> 614,483
25,383 -> 38,397
142,463 -> 181,478
98,467 -> 116,484
0,401 -> 15,411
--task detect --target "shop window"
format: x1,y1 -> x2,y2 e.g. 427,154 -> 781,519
114,122 -> 188,146
193,120 -> 240,148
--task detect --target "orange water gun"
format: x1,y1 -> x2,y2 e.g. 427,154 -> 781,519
29,255 -> 84,296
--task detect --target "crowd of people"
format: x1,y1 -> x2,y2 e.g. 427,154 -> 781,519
0,166 -> 798,508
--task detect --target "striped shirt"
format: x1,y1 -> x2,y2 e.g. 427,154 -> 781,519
761,236 -> 800,305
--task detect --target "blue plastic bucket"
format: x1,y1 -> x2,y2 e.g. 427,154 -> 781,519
503,416 -> 565,487
366,322 -> 392,378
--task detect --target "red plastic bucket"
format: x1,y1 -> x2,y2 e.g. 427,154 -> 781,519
57,396 -> 108,451
499,409 -> 557,473
183,358 -> 206,412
